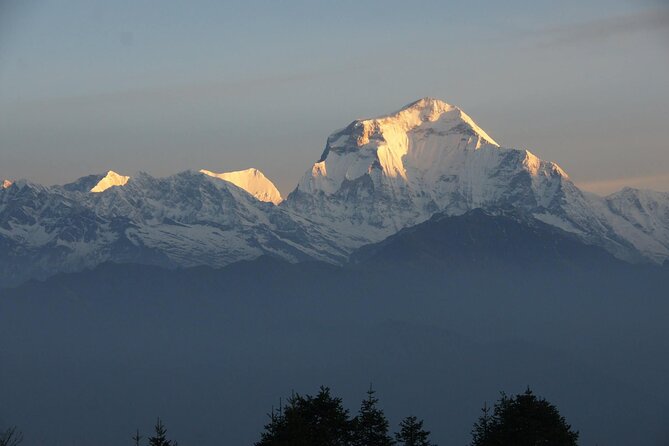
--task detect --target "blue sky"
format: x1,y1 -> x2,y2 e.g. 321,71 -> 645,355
1,0 -> 668,195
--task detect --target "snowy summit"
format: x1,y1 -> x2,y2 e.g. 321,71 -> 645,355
296,97 -> 501,197
286,97 -> 572,251
90,171 -> 130,193
200,168 -> 282,204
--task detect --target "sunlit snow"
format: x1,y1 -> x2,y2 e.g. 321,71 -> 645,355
200,168 -> 283,205
90,171 -> 130,193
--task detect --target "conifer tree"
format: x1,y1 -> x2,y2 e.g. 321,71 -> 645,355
0,426 -> 23,446
470,388 -> 579,446
132,429 -> 143,446
470,402 -> 491,446
148,418 -> 172,446
395,416 -> 435,446
352,385 -> 393,446
256,386 -> 353,446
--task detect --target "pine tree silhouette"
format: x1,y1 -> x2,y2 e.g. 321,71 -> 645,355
132,429 -> 143,446
470,388 -> 579,446
255,386 -> 353,446
470,402 -> 491,446
148,418 -> 172,446
0,426 -> 23,446
352,384 -> 393,446
395,416 -> 435,446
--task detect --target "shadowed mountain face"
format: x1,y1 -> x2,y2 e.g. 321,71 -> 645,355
350,208 -> 622,271
2,211 -> 669,446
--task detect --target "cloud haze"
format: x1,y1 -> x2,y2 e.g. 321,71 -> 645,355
535,8 -> 669,48
578,173 -> 669,196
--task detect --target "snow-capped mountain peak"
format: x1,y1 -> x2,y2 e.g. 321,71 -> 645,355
294,98 -> 502,198
384,97 -> 499,146
90,171 -> 130,193
286,98 -> 662,263
199,168 -> 282,204
1,180 -> 12,189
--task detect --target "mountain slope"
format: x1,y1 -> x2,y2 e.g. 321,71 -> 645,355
0,171 -> 345,287
200,168 -> 283,204
350,208 -> 624,271
594,188 -> 669,263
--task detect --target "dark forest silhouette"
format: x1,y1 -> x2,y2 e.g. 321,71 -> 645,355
1,387 -> 581,445
126,387 -> 575,445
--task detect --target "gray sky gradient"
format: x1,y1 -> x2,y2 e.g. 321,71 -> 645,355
1,0 -> 668,196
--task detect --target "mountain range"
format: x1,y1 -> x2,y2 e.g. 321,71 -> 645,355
2,97 -> 669,287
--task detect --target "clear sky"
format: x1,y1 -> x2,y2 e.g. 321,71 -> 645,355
1,0 -> 668,196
